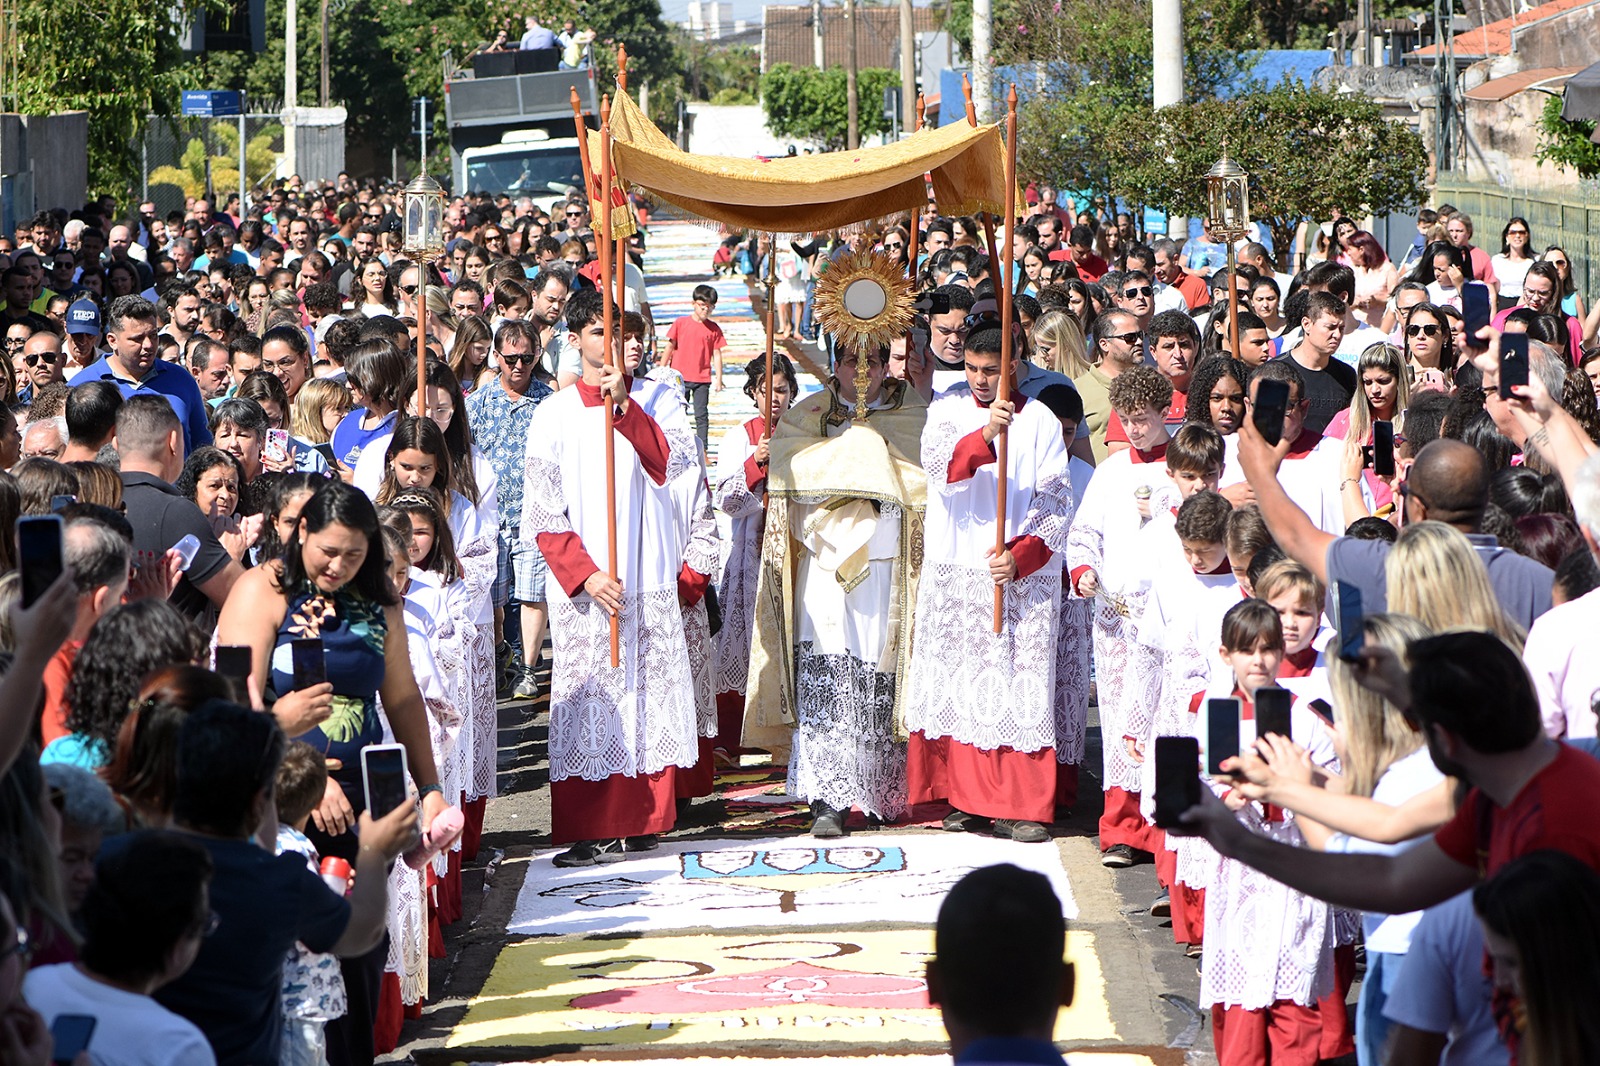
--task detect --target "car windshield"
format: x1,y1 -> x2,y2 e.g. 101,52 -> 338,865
464,149 -> 585,198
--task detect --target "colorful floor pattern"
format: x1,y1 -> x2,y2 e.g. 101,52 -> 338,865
508,834 -> 1079,936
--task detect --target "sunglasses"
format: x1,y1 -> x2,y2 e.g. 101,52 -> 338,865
963,310 -> 1001,331
500,351 -> 538,365
1507,229 -> 1528,236
1121,286 -> 1153,299
1106,330 -> 1145,344
400,283 -> 419,295
565,210 -> 585,217
1405,324 -> 1440,337
24,351 -> 59,366
883,242 -> 904,251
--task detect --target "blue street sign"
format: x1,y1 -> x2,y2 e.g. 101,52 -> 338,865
181,90 -> 243,117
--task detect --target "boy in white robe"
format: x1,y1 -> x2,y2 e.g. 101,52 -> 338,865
905,324 -> 1075,842
521,288 -> 701,866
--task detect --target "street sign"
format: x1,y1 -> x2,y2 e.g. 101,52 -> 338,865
181,90 -> 243,117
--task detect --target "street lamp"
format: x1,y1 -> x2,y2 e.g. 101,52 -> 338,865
1204,150 -> 1251,364
402,172 -> 447,415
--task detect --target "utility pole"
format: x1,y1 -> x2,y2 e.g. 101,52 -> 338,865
899,0 -> 916,135
284,0 -> 299,176
971,0 -> 991,121
845,0 -> 859,149
812,0 -> 825,69
1151,0 -> 1184,239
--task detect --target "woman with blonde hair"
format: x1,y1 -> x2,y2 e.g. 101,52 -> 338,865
1030,309 -> 1090,380
64,460 -> 123,511
1386,521 -> 1525,649
1329,342 -> 1410,526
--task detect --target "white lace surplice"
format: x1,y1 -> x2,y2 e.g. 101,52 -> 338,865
904,388 -> 1073,754
712,418 -> 765,699
521,384 -> 701,783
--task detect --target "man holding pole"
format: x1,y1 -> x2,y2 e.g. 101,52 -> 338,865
904,324 -> 1075,842
520,288 -> 703,866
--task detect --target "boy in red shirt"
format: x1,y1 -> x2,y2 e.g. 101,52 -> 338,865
664,283 -> 727,451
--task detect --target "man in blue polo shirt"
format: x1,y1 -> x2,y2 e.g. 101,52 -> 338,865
75,294 -> 212,454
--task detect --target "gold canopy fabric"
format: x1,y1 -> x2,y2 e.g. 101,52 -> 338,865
589,90 -> 1010,233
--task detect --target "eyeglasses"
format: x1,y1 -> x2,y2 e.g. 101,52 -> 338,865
2,337 -> 24,349
500,351 -> 538,365
24,351 -> 59,366
1405,324 -> 1440,338
1121,286 -> 1153,299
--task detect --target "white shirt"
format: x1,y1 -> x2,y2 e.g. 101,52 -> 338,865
24,964 -> 216,1066
1525,584 -> 1600,739
1382,893 -> 1510,1066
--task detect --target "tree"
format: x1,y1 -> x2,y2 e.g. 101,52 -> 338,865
1101,81 -> 1427,260
1535,95 -> 1600,180
148,121 -> 284,198
11,0 -> 215,197
996,0 -> 1257,197
760,65 -> 898,150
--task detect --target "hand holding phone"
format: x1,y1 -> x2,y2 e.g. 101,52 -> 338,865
1251,379 -> 1290,447
290,638 -> 327,690
1371,420 -> 1395,477
49,1014 -> 96,1066
1332,580 -> 1364,663
17,515 -> 65,608
1254,687 -> 1293,744
264,428 -> 291,466
1205,697 -> 1243,777
361,743 -> 412,819
1497,333 -> 1530,400
1461,283 -> 1491,352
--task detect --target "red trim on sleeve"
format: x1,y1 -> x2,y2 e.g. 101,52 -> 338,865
678,562 -> 711,607
1069,564 -> 1093,595
743,453 -> 766,492
614,401 -> 671,485
947,429 -> 997,483
1187,690 -> 1204,715
536,531 -> 601,597
1006,534 -> 1052,579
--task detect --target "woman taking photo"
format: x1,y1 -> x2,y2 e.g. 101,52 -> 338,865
1329,343 -> 1409,524
1400,302 -> 1455,390
215,479 -> 455,1066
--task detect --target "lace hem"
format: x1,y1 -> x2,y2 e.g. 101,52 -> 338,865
786,642 -> 908,819
1054,598 -> 1091,763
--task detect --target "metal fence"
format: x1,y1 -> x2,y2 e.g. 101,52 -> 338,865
1432,179 -> 1600,300
141,113 -> 286,217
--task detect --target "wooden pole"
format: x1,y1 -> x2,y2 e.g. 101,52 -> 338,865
993,86 -> 1018,634
617,43 -> 628,92
417,256 -> 429,417
614,46 -> 632,337
763,236 -> 778,439
961,74 -> 1002,281
600,95 -> 621,667
904,95 -> 924,283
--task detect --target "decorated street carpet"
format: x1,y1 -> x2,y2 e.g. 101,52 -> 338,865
508,834 -> 1079,936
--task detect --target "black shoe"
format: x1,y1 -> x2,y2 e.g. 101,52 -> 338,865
942,809 -> 988,833
552,838 -> 627,867
1101,843 -> 1137,868
1149,889 -> 1171,917
625,834 -> 659,852
810,802 -> 846,838
992,818 -> 1050,843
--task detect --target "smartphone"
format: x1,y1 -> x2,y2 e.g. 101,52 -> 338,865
1461,283 -> 1491,351
17,515 -> 65,608
49,1014 -> 96,1066
1252,378 -> 1290,447
50,494 -> 76,513
361,743 -> 411,817
214,644 -> 252,683
1205,697 -> 1242,777
289,637 -> 326,690
1333,580 -> 1364,663
1152,736 -> 1201,829
1308,698 -> 1336,729
1255,686 -> 1293,744
172,533 -> 202,572
1371,420 -> 1395,477
1498,332 -> 1530,400
264,428 -> 291,466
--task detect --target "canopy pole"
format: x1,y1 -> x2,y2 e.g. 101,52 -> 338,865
570,88 -> 599,201
763,235 -> 778,441
993,86 -> 1018,634
600,94 -> 620,667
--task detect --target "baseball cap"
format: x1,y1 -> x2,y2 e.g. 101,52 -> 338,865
65,298 -> 102,336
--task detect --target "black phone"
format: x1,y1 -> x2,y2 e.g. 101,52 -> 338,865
1255,686 -> 1293,744
1498,333 -> 1530,400
49,1014 -> 96,1066
361,743 -> 411,817
1153,736 -> 1201,829
1308,698 -> 1336,729
289,637 -> 327,691
1461,282 -> 1491,351
1206,697 -> 1242,777
214,644 -> 252,682
1252,378 -> 1290,447
1371,420 -> 1396,477
17,515 -> 65,608
50,494 -> 76,514
1333,580 -> 1364,663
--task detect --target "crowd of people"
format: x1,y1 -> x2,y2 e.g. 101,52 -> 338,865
1,171 -> 1599,1066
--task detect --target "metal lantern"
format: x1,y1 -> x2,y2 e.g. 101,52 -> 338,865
1203,151 -> 1250,238
402,172 -> 447,260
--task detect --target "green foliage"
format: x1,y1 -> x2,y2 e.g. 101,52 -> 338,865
1535,94 -> 1600,180
11,0 -> 220,197
759,65 -> 898,150
710,87 -> 758,106
685,42 -> 762,102
1006,0 -> 1257,197
149,121 -> 284,197
1102,80 -> 1427,259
